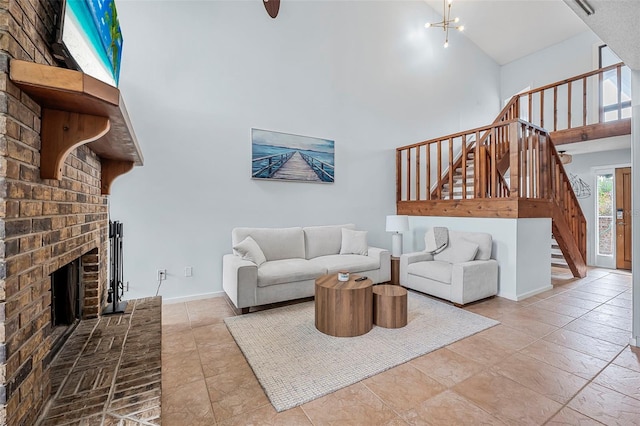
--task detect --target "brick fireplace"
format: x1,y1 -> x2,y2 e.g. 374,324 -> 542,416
0,1 -> 141,424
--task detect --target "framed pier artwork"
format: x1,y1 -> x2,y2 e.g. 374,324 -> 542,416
251,129 -> 335,183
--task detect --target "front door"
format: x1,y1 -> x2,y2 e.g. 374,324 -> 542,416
615,167 -> 632,270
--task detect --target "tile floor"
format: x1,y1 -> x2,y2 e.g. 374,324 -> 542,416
162,268 -> 640,425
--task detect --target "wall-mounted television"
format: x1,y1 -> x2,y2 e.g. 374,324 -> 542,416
53,0 -> 123,87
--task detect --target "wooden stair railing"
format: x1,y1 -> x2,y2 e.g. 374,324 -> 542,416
507,120 -> 587,276
397,119 -> 587,277
429,96 -> 520,199
425,62 -> 630,199
400,120 -> 515,202
509,62 -> 631,144
397,63 -> 630,277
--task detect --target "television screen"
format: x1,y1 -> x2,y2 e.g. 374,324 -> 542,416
55,0 -> 123,87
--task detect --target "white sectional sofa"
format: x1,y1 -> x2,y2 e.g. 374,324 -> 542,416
400,230 -> 498,306
223,224 -> 391,313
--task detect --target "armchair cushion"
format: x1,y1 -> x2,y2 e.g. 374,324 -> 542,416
406,260 -> 452,284
434,240 -> 479,264
233,236 -> 267,266
449,231 -> 493,260
340,228 -> 368,255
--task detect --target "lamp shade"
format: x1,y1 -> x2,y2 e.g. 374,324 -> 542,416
386,215 -> 409,233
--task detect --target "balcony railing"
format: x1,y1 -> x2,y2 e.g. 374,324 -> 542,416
503,62 -> 629,132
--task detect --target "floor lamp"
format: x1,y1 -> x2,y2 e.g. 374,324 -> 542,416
386,215 -> 409,257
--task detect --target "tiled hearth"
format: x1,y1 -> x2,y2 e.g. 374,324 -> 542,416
38,297 -> 161,425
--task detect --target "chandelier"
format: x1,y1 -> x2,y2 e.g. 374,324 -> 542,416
424,0 -> 465,48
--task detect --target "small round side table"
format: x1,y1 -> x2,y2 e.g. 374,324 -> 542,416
373,284 -> 408,328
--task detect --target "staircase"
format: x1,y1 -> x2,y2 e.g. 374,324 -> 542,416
441,148 -> 476,199
396,63 -> 630,279
551,237 -> 570,270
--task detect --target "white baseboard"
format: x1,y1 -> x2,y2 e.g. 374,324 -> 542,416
631,336 -> 639,347
496,289 -> 517,301
162,291 -> 225,305
515,285 -> 553,301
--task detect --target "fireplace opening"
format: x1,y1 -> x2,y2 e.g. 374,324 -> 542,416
50,258 -> 83,357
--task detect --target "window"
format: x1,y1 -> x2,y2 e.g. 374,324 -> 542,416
596,173 -> 614,256
599,45 -> 631,122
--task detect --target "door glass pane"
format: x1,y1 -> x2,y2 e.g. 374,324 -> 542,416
596,174 -> 614,256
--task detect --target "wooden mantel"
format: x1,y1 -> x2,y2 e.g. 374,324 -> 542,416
9,59 -> 143,195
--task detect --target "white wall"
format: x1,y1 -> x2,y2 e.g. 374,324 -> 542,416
564,147 -> 632,266
110,1 -> 500,301
500,31 -> 601,101
631,69 -> 639,347
406,217 -> 551,301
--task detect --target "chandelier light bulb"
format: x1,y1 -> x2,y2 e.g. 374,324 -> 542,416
424,0 -> 463,48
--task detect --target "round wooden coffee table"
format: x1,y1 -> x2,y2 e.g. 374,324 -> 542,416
315,274 -> 373,337
373,284 -> 408,328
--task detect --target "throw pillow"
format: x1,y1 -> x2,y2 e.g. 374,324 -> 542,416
424,227 -> 449,254
433,240 -> 479,264
233,236 -> 267,266
340,228 -> 368,256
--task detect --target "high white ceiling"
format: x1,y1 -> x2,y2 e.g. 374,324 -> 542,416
420,0 -> 638,157
562,0 -> 640,70
423,0 -> 590,65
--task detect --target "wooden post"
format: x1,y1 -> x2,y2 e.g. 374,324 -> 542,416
426,145 -> 431,201
540,90 -> 545,128
406,149 -> 411,201
461,134 -> 467,199
533,130 -> 542,198
475,131 -> 481,198
583,77 -> 588,126
448,138 -> 454,200
598,72 -> 604,123
490,128 -> 497,198
567,82 -> 572,129
509,121 -> 520,198
416,146 -> 421,200
437,141 -> 442,199
396,149 -> 401,203
553,86 -> 558,131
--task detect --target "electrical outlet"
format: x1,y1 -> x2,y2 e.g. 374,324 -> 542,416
185,266 -> 193,277
157,269 -> 167,281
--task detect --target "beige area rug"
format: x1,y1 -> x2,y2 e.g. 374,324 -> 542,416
224,291 -> 499,412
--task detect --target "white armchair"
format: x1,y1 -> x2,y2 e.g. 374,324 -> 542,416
400,230 -> 498,306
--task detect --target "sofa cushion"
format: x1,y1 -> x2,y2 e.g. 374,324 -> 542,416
340,228 -> 368,255
257,259 -> 326,287
449,231 -> 493,260
303,224 -> 355,259
434,240 -> 479,264
407,260 -> 452,284
308,254 -> 379,274
232,227 -> 305,261
233,236 -> 266,266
